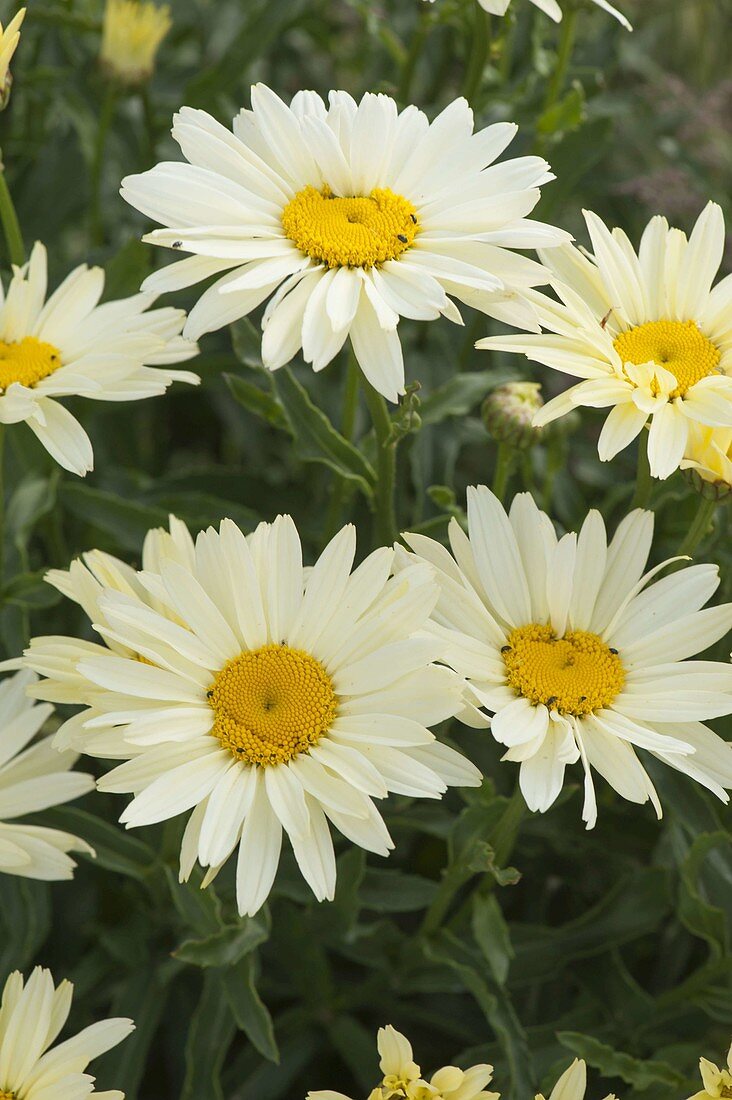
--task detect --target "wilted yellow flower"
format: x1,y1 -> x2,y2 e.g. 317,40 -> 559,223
100,0 -> 171,86
687,1043 -> 732,1100
681,423 -> 732,501
0,7 -> 25,109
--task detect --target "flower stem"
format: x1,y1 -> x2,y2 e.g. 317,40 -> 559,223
90,84 -> 117,245
0,423 -> 6,586
463,7 -> 491,106
0,167 -> 24,267
543,4 -> 578,113
362,378 -> 397,547
631,437 -> 653,510
398,7 -> 429,102
678,497 -> 717,559
325,356 -> 360,539
492,443 -> 515,503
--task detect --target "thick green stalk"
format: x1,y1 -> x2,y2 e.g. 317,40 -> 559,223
0,423 -> 6,586
362,378 -> 397,547
492,443 -> 515,503
398,8 -> 429,102
0,169 -> 24,267
631,437 -> 653,510
463,7 -> 491,106
677,496 -> 717,559
90,84 -> 117,245
325,357 -> 361,539
542,5 -> 578,113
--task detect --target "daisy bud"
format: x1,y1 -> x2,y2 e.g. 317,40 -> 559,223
100,0 -> 171,87
482,381 -> 544,450
0,8 -> 25,111
681,424 -> 732,503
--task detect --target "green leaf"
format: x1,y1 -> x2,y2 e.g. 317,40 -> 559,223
360,868 -> 438,912
537,84 -> 586,136
164,867 -> 224,937
230,317 -> 265,369
0,878 -> 51,980
273,368 -> 376,497
174,915 -> 270,968
472,894 -> 514,986
678,830 -> 730,956
42,807 -> 157,881
181,972 -> 236,1100
226,373 -> 287,430
60,483 -> 168,552
219,955 -> 279,1063
6,474 -> 57,550
419,369 -> 518,425
94,968 -> 172,1100
557,1032 -> 688,1091
3,571 -> 61,609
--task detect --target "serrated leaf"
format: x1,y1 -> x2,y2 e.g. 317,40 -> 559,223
174,915 -> 270,967
219,955 -> 279,1063
557,1032 -> 688,1091
226,373 -> 287,429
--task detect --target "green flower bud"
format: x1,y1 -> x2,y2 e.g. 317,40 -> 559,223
482,381 -> 543,451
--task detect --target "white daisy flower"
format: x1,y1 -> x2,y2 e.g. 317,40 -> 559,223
537,1059 -> 618,1100
0,966 -> 133,1100
0,669 -> 95,881
425,0 -> 631,29
27,516 -> 481,915
308,1023 -> 499,1100
398,486 -> 732,827
120,84 -> 570,402
478,202 -> 732,480
0,242 -> 199,476
24,514 -> 195,758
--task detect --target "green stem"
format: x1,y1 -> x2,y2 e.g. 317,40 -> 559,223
677,497 -> 717,559
0,169 -> 24,267
631,437 -> 652,510
362,378 -> 397,547
0,424 -> 6,586
542,5 -> 578,113
325,357 -> 360,539
492,443 -> 515,503
463,8 -> 491,106
90,84 -> 117,246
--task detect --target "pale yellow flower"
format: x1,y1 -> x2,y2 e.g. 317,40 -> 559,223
536,1059 -> 617,1100
0,7 -> 25,107
681,423 -> 732,500
100,0 -> 171,86
687,1043 -> 732,1100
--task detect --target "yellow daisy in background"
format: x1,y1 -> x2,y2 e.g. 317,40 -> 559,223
26,516 -> 481,915
0,7 -> 24,106
425,0 -> 631,29
682,424 -> 732,501
0,242 -> 198,475
25,515 -> 195,757
537,1059 -> 618,1100
398,486 -> 732,826
687,1043 -> 732,1100
0,670 -> 95,881
307,1024 -> 499,1100
100,0 -> 172,87
121,84 -> 570,402
478,202 -> 732,480
0,967 -> 133,1100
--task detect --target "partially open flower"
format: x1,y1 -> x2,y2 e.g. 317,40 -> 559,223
0,8 -> 25,109
681,423 -> 732,502
100,0 -> 171,87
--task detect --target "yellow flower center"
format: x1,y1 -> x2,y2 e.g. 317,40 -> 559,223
281,185 -> 418,269
0,336 -> 62,391
721,1090 -> 732,1099
614,319 -> 720,398
208,643 -> 337,766
0,1091 -> 15,1099
502,623 -> 625,717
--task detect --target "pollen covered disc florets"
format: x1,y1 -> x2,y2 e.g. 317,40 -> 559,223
503,623 -> 625,717
281,185 -> 418,269
209,643 -> 338,766
613,319 -> 721,398
0,335 -> 62,390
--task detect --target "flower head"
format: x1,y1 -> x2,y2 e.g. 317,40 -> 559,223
0,669 -> 95,881
121,84 -> 570,402
0,967 -> 133,1099
100,0 -> 171,86
424,0 -> 630,28
0,242 -> 198,475
398,486 -> 732,826
308,1024 -> 499,1100
478,202 -> 732,479
537,1059 -> 618,1100
26,516 -> 481,915
687,1043 -> 732,1100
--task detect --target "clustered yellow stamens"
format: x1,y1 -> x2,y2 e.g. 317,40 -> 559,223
208,643 -> 337,766
503,623 -> 625,717
281,185 -> 418,269
0,1090 -> 15,1099
614,319 -> 721,398
0,336 -> 62,390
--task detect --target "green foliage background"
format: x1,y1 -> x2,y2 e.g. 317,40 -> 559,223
0,0 -> 731,1097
